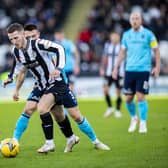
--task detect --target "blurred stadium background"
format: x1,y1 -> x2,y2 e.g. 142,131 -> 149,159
0,1 -> 168,168
0,0 -> 168,100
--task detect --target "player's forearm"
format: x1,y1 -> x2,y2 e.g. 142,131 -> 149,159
115,49 -> 126,68
15,70 -> 26,92
100,55 -> 106,69
74,50 -> 80,68
8,59 -> 17,80
154,48 -> 160,69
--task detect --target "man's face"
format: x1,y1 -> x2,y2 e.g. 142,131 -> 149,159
54,32 -> 64,42
8,30 -> 25,49
129,13 -> 142,30
110,33 -> 120,44
24,29 -> 40,40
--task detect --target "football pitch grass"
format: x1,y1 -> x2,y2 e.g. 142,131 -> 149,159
0,97 -> 168,168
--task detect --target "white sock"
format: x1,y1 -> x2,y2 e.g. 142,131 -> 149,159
46,139 -> 54,144
92,138 -> 100,145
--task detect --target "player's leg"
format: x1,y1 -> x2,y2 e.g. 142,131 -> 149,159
13,101 -> 37,141
37,93 -> 56,153
64,89 -> 110,150
103,76 -> 114,117
114,77 -> 123,118
51,105 -> 79,153
136,72 -> 150,133
12,88 -> 42,141
67,106 -> 110,150
114,88 -> 122,118
136,92 -> 148,133
124,72 -> 138,132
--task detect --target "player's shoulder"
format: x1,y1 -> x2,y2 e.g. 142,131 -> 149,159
104,41 -> 111,47
142,27 -> 154,36
122,28 -> 132,37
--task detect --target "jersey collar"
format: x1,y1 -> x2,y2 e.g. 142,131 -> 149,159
131,26 -> 144,32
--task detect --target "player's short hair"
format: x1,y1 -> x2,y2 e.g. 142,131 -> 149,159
7,23 -> 24,33
24,24 -> 38,31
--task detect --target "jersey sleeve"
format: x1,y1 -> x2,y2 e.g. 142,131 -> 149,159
149,31 -> 158,49
8,48 -> 24,79
121,33 -> 127,49
37,39 -> 66,70
103,43 -> 108,56
70,41 -> 77,53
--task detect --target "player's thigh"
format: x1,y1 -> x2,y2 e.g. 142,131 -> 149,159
103,76 -> 112,93
115,76 -> 123,89
123,72 -> 136,95
136,72 -> 150,95
38,93 -> 55,114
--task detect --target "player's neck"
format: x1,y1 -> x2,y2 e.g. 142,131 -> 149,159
133,25 -> 142,32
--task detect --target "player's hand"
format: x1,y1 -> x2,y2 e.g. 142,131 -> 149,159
112,67 -> 118,79
50,69 -> 61,80
13,91 -> 19,101
99,68 -> 104,76
151,66 -> 160,78
2,78 -> 13,88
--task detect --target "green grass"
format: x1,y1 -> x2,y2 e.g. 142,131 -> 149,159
0,98 -> 168,168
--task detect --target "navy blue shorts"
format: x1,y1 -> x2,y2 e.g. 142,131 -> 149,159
124,71 -> 150,95
27,83 -> 77,108
57,86 -> 78,108
27,87 -> 43,102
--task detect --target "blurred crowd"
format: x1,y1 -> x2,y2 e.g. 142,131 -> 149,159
0,0 -> 72,76
0,0 -> 168,77
77,0 -> 168,75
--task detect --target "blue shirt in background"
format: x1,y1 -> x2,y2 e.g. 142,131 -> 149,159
121,26 -> 158,72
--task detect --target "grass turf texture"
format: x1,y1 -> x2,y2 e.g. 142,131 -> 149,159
0,98 -> 168,168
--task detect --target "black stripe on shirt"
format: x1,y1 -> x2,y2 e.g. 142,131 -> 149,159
31,40 -> 50,87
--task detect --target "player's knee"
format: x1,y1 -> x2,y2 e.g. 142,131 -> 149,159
24,106 -> 37,116
71,113 -> 82,122
126,96 -> 134,103
136,92 -> 145,102
137,97 -> 145,102
103,87 -> 109,94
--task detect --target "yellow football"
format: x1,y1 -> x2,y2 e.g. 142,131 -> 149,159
0,138 -> 19,158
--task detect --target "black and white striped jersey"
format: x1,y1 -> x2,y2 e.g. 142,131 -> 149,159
11,38 -> 66,90
103,42 -> 125,77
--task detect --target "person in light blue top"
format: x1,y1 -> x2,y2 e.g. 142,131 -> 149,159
53,29 -> 80,91
113,12 -> 160,133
